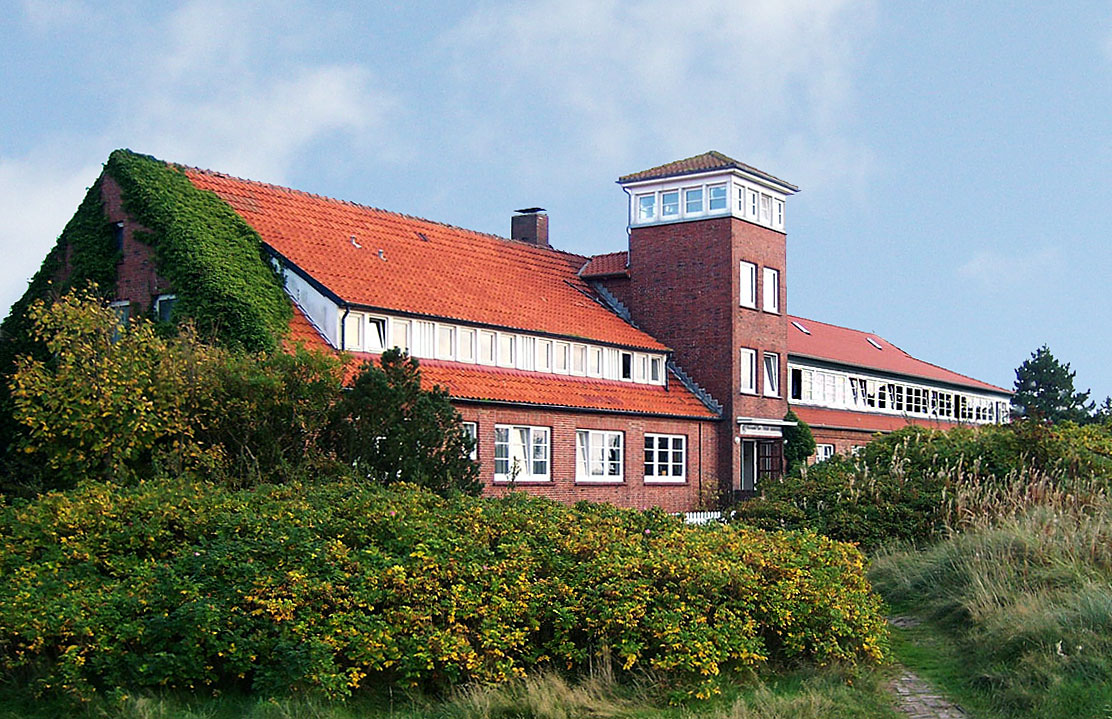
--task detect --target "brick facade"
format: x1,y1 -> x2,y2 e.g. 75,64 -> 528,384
457,403 -> 718,512
612,216 -> 789,497
100,175 -> 172,314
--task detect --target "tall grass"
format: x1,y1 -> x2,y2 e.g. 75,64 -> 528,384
872,465 -> 1112,718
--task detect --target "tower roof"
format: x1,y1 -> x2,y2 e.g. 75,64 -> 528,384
618,150 -> 798,192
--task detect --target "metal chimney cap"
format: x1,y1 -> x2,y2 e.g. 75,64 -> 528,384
514,207 -> 546,214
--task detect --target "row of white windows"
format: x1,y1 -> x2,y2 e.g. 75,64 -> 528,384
814,443 -> 865,462
740,348 -> 780,397
635,183 -> 784,229
342,312 -> 666,385
464,422 -> 686,484
790,366 -> 1009,424
740,262 -> 779,313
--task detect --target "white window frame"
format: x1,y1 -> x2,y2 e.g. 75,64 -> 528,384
684,186 -> 703,215
537,339 -> 553,372
554,341 -> 570,373
650,356 -> 663,383
478,330 -> 496,365
620,351 -> 633,380
739,347 -> 757,394
497,332 -> 516,368
391,318 -> 411,353
571,344 -> 587,375
634,353 -> 647,383
708,183 -> 727,212
762,267 -> 780,313
575,429 -> 624,483
494,425 -> 550,482
763,352 -> 780,397
637,194 -> 656,222
587,346 -> 603,377
661,190 -> 680,218
458,328 -> 476,362
413,320 -> 435,358
436,324 -> 456,360
154,294 -> 177,323
462,421 -> 478,460
816,444 -> 835,462
517,335 -> 535,371
644,433 -> 686,483
740,261 -> 757,309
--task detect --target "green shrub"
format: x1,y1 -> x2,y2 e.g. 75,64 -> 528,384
6,292 -> 477,495
0,481 -> 886,702
731,422 -> 1112,550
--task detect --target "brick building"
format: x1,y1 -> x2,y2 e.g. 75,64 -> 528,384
39,150 -> 1011,511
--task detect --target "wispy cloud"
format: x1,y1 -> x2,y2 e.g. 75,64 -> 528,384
957,246 -> 1063,290
440,0 -> 877,189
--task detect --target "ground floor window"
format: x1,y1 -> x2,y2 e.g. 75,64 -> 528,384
494,425 -> 550,481
757,440 -> 783,482
644,433 -> 686,482
815,443 -> 835,462
462,421 -> 477,460
575,430 -> 623,482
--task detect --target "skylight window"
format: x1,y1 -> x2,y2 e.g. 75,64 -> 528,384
866,337 -> 883,350
791,320 -> 810,335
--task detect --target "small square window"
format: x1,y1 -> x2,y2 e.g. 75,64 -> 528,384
661,191 -> 679,217
685,187 -> 703,214
708,184 -> 727,211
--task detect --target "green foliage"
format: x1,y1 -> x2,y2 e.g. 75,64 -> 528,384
782,410 -> 816,474
328,349 -> 480,497
1012,344 -> 1093,423
104,149 -> 291,352
5,291 -> 481,497
8,289 -> 223,489
730,422 -> 1112,550
0,481 -> 887,703
872,497 -> 1112,719
0,176 -> 119,467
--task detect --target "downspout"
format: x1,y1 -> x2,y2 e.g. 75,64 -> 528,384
698,422 -> 703,505
340,304 -> 350,350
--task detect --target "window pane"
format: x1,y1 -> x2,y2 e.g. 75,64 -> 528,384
392,320 -> 410,351
437,325 -> 455,359
764,353 -> 779,396
685,187 -> 703,213
740,261 -> 757,308
661,191 -> 679,216
458,329 -> 475,362
638,194 -> 655,221
708,184 -> 727,210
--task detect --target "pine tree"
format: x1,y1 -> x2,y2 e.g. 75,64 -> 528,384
1012,345 -> 1093,423
782,409 -> 816,472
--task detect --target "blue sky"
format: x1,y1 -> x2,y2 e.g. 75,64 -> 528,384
2,1 -> 1110,402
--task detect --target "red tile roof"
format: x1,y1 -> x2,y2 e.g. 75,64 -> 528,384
285,307 -> 715,419
618,151 -> 798,191
787,315 -> 1010,394
580,251 -> 629,278
793,406 -> 965,434
183,167 -> 667,352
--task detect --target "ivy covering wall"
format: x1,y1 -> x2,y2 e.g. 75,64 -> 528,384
105,149 -> 291,352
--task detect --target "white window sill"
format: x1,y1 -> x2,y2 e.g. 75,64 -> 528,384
644,477 -> 686,485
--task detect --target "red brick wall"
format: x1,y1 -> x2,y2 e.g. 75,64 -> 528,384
100,174 -> 173,311
623,217 -> 789,498
456,403 -> 719,513
810,427 -> 875,459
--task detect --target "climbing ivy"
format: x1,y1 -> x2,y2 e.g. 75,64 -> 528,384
104,150 -> 291,352
0,177 -> 120,476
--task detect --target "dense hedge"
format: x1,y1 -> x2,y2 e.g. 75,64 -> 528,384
0,481 -> 886,702
104,149 -> 291,352
731,422 -> 1112,550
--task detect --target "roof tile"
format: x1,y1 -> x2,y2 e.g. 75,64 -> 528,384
788,315 -> 1009,393
618,151 -> 798,190
580,251 -> 629,278
184,168 -> 667,351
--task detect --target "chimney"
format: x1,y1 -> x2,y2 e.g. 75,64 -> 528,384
511,207 -> 549,247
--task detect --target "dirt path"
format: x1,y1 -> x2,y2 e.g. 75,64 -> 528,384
887,616 -> 969,719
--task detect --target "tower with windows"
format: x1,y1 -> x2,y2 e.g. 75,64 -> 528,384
612,151 -> 797,499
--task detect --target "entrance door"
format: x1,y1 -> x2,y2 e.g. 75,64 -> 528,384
740,440 -> 757,492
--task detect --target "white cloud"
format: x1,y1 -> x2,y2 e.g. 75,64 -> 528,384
116,1 -> 400,182
957,246 -> 1063,290
0,155 -> 101,315
441,0 -> 877,188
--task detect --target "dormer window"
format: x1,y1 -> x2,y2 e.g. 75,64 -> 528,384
637,194 -> 655,221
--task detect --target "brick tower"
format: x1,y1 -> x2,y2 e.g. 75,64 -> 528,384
615,152 -> 798,502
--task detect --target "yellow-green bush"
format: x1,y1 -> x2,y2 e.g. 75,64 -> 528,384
0,481 -> 886,702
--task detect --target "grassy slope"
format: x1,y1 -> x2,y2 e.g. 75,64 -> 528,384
0,667 -> 901,719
